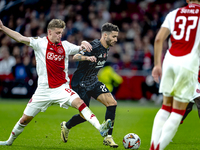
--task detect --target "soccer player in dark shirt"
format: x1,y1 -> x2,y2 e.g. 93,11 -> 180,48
60,23 -> 119,148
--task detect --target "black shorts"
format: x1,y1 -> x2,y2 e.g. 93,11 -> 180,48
72,81 -> 110,106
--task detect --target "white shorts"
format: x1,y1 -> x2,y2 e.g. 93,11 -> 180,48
159,53 -> 197,102
24,84 -> 80,117
191,82 -> 200,103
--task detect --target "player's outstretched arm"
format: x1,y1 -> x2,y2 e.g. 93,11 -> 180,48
0,20 -> 30,45
73,54 -> 96,62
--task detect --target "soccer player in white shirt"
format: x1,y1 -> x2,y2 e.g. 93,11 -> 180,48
150,0 -> 200,150
0,19 -> 112,146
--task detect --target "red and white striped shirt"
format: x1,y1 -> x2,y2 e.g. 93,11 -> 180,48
29,36 -> 80,88
162,3 -> 200,74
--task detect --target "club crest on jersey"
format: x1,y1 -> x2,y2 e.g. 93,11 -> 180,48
98,53 -> 107,58
57,47 -> 64,54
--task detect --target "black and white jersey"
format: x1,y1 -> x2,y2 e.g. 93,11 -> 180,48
71,39 -> 109,90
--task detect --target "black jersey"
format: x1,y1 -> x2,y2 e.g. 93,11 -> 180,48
71,39 -> 109,90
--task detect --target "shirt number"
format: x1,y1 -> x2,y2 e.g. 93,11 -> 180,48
173,16 -> 198,41
65,88 -> 75,96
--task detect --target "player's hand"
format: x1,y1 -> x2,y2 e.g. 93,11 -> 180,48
152,65 -> 162,83
86,56 -> 97,62
80,41 -> 92,52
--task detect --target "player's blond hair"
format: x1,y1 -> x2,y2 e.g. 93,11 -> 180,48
47,19 -> 66,30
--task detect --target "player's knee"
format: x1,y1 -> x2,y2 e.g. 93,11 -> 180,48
108,99 -> 117,106
71,97 -> 85,109
112,100 -> 117,106
20,115 -> 33,125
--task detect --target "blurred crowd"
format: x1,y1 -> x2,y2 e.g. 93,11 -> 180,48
0,0 -> 186,98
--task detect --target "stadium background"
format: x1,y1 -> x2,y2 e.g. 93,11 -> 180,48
1,1 -> 200,150
0,0 -> 187,102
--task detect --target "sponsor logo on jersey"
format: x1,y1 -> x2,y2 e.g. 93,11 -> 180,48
96,60 -> 106,68
47,52 -> 64,61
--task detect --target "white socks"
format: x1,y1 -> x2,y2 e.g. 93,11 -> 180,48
150,107 -> 183,150
80,106 -> 101,130
7,120 -> 26,145
158,112 -> 183,150
151,109 -> 170,147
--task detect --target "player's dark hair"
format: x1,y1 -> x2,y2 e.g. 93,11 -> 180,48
101,23 -> 119,33
47,19 -> 66,30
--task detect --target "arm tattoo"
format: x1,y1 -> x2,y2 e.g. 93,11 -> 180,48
77,55 -> 82,60
74,54 -> 87,61
106,93 -> 112,98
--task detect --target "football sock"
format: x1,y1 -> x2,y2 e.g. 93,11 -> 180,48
7,120 -> 26,145
65,114 -> 86,129
105,105 -> 116,135
158,110 -> 184,150
79,103 -> 101,130
150,105 -> 171,148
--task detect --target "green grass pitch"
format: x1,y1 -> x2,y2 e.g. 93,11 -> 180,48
0,98 -> 199,150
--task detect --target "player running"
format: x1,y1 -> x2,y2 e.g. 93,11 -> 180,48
150,0 -> 200,150
60,22 -> 119,148
0,19 -> 112,146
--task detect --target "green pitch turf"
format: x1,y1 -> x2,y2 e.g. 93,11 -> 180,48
0,98 -> 199,150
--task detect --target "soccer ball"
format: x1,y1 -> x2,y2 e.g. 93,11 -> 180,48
123,133 -> 141,149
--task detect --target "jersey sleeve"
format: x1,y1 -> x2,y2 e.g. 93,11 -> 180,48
28,37 -> 41,51
161,9 -> 178,31
161,12 -> 172,30
62,41 -> 80,55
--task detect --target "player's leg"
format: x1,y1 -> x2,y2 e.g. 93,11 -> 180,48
150,95 -> 172,150
60,87 -> 111,143
61,88 -> 89,143
0,105 -> 40,146
93,82 -> 118,148
70,97 -> 111,136
156,99 -> 188,150
65,87 -> 89,130
180,101 -> 194,124
97,93 -> 118,148
194,97 -> 200,118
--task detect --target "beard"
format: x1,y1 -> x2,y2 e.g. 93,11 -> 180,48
106,39 -> 113,47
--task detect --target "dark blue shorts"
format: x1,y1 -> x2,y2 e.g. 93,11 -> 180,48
72,81 -> 110,106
